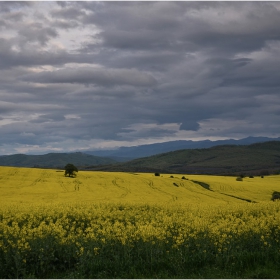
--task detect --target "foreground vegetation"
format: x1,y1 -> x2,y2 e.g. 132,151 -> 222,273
1,202 -> 280,278
0,166 -> 280,278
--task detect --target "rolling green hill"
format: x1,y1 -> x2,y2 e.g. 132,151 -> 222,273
86,136 -> 280,159
91,141 -> 280,175
1,141 -> 280,175
0,152 -> 116,168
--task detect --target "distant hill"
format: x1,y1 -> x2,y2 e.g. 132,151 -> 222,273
1,139 -> 280,175
85,136 -> 280,160
89,141 -> 280,175
0,152 -> 116,168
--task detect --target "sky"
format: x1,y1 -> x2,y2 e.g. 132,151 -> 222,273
1,1 -> 280,155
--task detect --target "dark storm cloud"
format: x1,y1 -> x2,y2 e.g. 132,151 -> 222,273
0,1 -> 280,154
180,121 -> 200,132
79,2 -> 280,55
88,50 -> 183,72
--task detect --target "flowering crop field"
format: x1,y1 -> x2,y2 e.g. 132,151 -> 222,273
1,166 -> 279,205
0,166 -> 280,278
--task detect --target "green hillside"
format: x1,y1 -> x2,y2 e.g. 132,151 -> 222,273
0,152 -> 116,168
93,141 -> 280,175
1,141 -> 280,175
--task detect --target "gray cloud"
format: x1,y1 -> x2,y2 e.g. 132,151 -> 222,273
22,67 -> 158,87
0,1 -> 280,154
51,5 -> 87,20
0,2 -> 31,14
0,38 -> 81,69
29,113 -> 66,124
18,23 -> 58,46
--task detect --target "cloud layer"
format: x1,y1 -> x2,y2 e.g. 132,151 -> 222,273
0,2 -> 280,154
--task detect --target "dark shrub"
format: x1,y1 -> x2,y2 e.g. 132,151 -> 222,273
236,177 -> 243,181
271,191 -> 280,201
155,173 -> 160,176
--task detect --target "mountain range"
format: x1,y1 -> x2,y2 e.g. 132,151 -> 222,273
0,137 -> 280,175
85,136 -> 280,160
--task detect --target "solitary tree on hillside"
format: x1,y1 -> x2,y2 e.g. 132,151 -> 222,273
64,163 -> 78,177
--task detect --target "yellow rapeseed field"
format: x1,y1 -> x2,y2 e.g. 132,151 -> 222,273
0,166 -> 279,205
0,166 -> 280,278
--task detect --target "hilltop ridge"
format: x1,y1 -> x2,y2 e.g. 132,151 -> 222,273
89,141 -> 280,175
0,152 -> 116,169
85,136 -> 280,160
1,140 -> 280,175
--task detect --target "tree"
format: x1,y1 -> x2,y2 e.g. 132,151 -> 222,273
64,163 -> 78,177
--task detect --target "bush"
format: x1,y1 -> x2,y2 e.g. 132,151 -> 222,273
154,173 -> 160,177
236,177 -> 243,181
271,191 -> 280,201
249,175 -> 254,178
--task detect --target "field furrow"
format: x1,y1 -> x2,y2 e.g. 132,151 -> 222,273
0,166 -> 279,205
0,166 -> 280,279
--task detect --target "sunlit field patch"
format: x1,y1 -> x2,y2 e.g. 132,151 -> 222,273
0,166 -> 279,205
186,174 -> 280,203
0,166 -> 280,278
